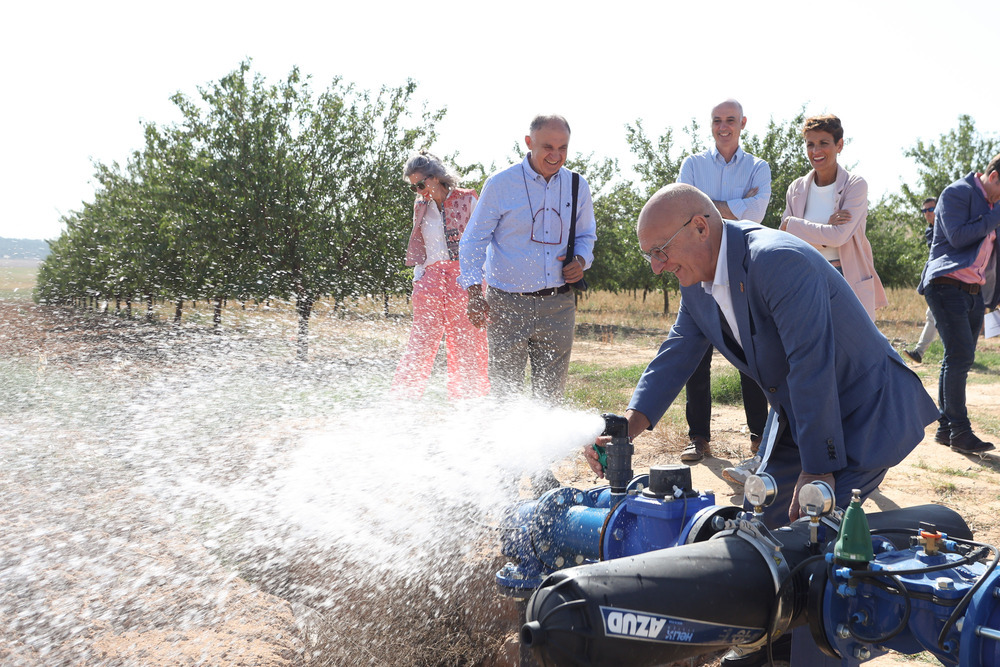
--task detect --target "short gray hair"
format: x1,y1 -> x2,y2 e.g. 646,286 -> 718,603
529,114 -> 571,135
403,150 -> 459,189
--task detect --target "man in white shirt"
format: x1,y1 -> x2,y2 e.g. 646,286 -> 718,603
459,115 -> 597,401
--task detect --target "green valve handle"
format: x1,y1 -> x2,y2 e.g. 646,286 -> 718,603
592,444 -> 608,469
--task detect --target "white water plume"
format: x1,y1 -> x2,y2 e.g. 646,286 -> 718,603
0,305 -> 610,664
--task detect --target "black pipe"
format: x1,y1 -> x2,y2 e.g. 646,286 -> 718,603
600,413 -> 632,495
522,505 -> 972,667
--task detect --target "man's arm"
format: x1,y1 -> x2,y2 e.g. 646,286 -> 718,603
458,176 -> 501,290
936,181 -> 1000,249
726,161 -> 772,223
570,177 -> 597,269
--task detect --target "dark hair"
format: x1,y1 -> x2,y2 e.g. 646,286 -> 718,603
802,114 -> 844,143
402,150 -> 458,189
987,152 -> 1000,178
923,197 -> 937,206
529,114 -> 571,135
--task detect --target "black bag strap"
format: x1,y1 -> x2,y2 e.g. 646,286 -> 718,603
563,171 -> 588,291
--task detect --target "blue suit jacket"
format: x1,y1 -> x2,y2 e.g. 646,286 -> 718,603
629,221 -> 937,474
917,172 -> 1000,309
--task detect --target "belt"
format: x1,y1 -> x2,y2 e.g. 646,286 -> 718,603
930,276 -> 981,294
516,284 -> 572,297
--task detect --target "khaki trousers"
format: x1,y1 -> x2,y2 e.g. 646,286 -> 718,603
485,287 -> 575,403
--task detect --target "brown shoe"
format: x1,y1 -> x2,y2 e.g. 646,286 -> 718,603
681,437 -> 711,463
750,436 -> 762,455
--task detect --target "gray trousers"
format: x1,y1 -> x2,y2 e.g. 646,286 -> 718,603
915,306 -> 938,355
485,287 -> 575,402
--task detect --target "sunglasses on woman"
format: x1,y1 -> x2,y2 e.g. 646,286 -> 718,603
409,179 -> 430,192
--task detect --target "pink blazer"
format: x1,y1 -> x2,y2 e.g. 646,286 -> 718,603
782,165 -> 887,320
404,188 -> 478,267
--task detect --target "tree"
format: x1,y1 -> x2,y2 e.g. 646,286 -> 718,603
901,115 -> 1000,207
157,62 -> 440,356
865,194 -> 926,288
36,61 -> 441,360
741,109 -> 811,229
623,119 -> 692,313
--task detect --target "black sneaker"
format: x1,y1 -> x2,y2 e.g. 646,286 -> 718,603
934,426 -> 951,446
903,349 -> 923,364
721,635 -> 791,666
950,432 -> 995,455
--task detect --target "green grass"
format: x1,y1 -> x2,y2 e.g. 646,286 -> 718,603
711,368 -> 743,405
0,262 -> 38,301
913,460 -> 980,479
971,348 -> 1000,378
566,362 -> 646,411
566,359 -> 745,418
934,481 -> 959,499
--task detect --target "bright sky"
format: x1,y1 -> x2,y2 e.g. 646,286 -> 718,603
2,0 -> 996,241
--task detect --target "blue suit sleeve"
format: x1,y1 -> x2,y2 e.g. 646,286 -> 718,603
937,182 -> 1000,250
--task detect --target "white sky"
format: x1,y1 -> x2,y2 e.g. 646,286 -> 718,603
2,0 -> 996,241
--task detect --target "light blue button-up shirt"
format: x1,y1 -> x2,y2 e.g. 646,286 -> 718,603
678,146 -> 771,223
459,155 -> 597,292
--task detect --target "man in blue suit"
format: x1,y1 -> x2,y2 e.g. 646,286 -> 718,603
917,154 -> 1000,454
586,184 -> 938,528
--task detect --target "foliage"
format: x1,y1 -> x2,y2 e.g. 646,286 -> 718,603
741,109 -> 811,229
866,194 -> 927,288
901,115 -> 1000,206
36,60 -> 439,356
36,73 -> 992,340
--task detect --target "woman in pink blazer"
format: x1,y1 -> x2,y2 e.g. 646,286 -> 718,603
780,114 -> 887,321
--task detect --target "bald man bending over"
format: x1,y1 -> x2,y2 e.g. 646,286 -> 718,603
586,184 -> 936,529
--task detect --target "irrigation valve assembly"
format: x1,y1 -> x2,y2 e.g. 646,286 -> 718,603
497,413 -> 1000,666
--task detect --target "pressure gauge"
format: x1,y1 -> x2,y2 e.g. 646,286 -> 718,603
799,480 -> 835,518
744,472 -> 778,508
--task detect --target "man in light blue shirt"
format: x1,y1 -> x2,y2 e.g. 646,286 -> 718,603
675,99 -> 771,470
459,115 -> 596,401
678,100 -> 771,221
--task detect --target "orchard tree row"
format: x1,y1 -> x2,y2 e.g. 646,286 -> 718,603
36,61 -> 998,356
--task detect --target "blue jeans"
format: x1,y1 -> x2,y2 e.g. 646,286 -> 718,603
925,283 -> 985,437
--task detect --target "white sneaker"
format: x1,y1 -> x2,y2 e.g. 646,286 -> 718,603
722,455 -> 761,485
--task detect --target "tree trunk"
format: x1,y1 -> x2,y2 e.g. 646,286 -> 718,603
663,290 -> 670,315
296,297 -> 313,361
125,299 -> 132,318
146,295 -> 154,321
115,296 -> 121,314
213,297 -> 223,328
383,292 -> 389,318
174,299 -> 183,323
